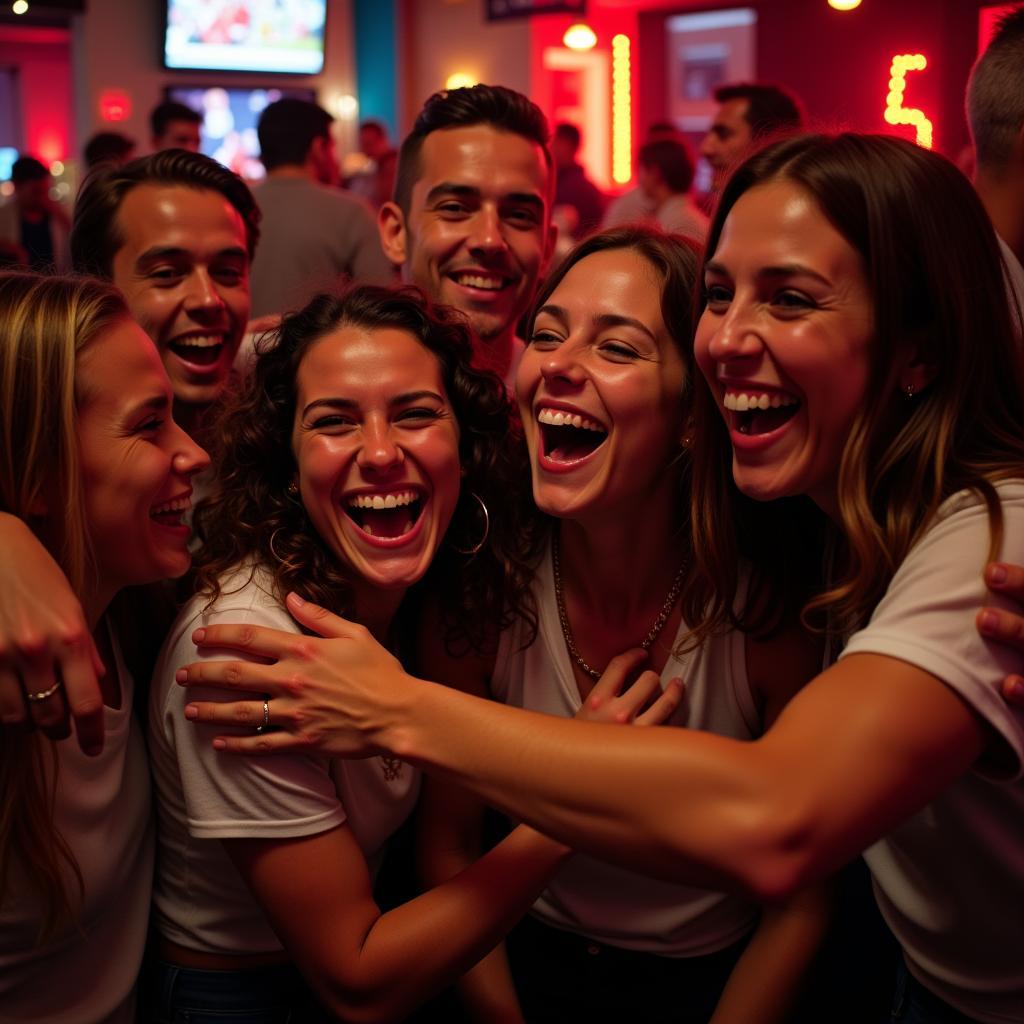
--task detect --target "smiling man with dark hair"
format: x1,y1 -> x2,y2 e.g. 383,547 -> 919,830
380,84 -> 557,387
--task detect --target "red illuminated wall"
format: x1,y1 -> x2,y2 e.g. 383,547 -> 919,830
635,0 -> 998,161
0,27 -> 72,162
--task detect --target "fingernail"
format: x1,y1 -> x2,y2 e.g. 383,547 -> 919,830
979,610 -> 999,634
988,564 -> 1008,585
84,744 -> 102,757
212,738 -> 226,750
184,704 -> 197,720
175,669 -> 187,684
289,592 -> 306,607
192,628 -> 206,643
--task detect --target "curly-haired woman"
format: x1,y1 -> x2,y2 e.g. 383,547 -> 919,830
146,285 -> 576,1023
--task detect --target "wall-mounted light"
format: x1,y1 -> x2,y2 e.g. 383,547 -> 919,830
49,160 -> 64,176
884,53 -> 932,149
332,93 -> 359,119
445,72 -> 478,90
827,0 -> 861,10
563,23 -> 597,51
12,1 -> 29,15
99,89 -> 131,122
611,34 -> 632,185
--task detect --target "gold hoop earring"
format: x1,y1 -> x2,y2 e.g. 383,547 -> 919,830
450,492 -> 490,557
287,481 -> 299,497
269,527 -> 290,564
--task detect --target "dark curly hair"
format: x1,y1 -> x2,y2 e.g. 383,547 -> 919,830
192,284 -> 542,655
71,149 -> 261,279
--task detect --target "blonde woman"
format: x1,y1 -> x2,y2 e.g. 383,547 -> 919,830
0,272 -> 207,1022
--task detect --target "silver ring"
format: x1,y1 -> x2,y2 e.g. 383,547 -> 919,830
26,681 -> 62,703
254,697 -> 270,734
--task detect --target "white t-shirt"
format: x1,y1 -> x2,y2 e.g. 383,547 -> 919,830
0,628 -> 153,1024
491,545 -> 760,956
841,482 -> 1024,1024
148,565 -> 420,955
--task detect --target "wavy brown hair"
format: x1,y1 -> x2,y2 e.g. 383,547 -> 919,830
0,272 -> 128,941
193,285 -> 543,654
684,133 -> 1024,641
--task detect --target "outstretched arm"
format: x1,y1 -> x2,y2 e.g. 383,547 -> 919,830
179,593 -> 987,902
0,512 -> 106,752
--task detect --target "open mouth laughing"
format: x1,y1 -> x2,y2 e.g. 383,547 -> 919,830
536,406 -> 609,465
167,333 -> 227,370
150,493 -> 191,529
343,489 -> 425,541
723,389 -> 801,436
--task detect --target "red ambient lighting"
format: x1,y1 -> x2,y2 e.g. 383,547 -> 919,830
884,53 -> 932,149
99,89 -> 131,122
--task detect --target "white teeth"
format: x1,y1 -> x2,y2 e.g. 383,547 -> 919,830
173,335 -> 223,348
723,391 -> 798,411
537,408 -> 606,433
348,490 -> 418,509
455,273 -> 504,291
151,496 -> 190,516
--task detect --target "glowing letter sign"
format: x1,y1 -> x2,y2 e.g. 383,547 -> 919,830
884,53 -> 932,149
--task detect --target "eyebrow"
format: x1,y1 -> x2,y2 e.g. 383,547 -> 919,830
536,304 -> 659,343
424,182 -> 545,211
135,245 -> 248,266
124,394 -> 170,418
301,391 -> 446,418
703,260 -> 833,287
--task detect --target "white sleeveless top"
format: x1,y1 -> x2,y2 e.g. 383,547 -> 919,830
491,544 -> 761,956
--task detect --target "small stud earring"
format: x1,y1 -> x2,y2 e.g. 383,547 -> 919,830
904,384 -> 916,398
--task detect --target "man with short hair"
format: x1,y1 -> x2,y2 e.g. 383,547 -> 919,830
83,131 -> 137,172
700,82 -> 804,193
248,97 -> 392,318
150,100 -> 203,154
0,156 -> 70,271
380,84 -> 556,386
603,122 -> 683,229
636,138 -> 708,241
552,121 -> 605,239
72,149 -> 260,445
966,5 -> 1024,327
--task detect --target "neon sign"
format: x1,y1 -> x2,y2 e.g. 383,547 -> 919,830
884,53 -> 933,149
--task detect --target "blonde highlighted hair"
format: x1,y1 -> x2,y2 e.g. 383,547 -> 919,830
0,271 -> 128,941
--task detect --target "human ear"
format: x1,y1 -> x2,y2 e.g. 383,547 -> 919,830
378,202 -> 408,266
898,345 -> 937,398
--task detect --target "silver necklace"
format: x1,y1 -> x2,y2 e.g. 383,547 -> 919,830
551,534 -> 686,682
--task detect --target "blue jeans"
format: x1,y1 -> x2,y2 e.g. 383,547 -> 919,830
890,960 -> 984,1024
147,959 -> 330,1024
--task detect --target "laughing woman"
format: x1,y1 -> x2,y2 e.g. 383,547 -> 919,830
0,273 -> 208,1022
178,138 -> 1024,1023
146,286 -> 576,1023
414,228 -> 828,1024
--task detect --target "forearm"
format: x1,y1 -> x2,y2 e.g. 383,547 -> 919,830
385,675 -> 783,896
381,658 -> 984,900
418,820 -> 526,1023
710,883 -> 832,1024
327,826 -> 567,1022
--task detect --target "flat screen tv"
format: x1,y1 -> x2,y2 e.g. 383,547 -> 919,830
164,0 -> 326,75
166,85 -> 317,180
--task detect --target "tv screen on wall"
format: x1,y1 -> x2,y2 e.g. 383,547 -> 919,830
166,85 -> 316,179
164,0 -> 326,75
